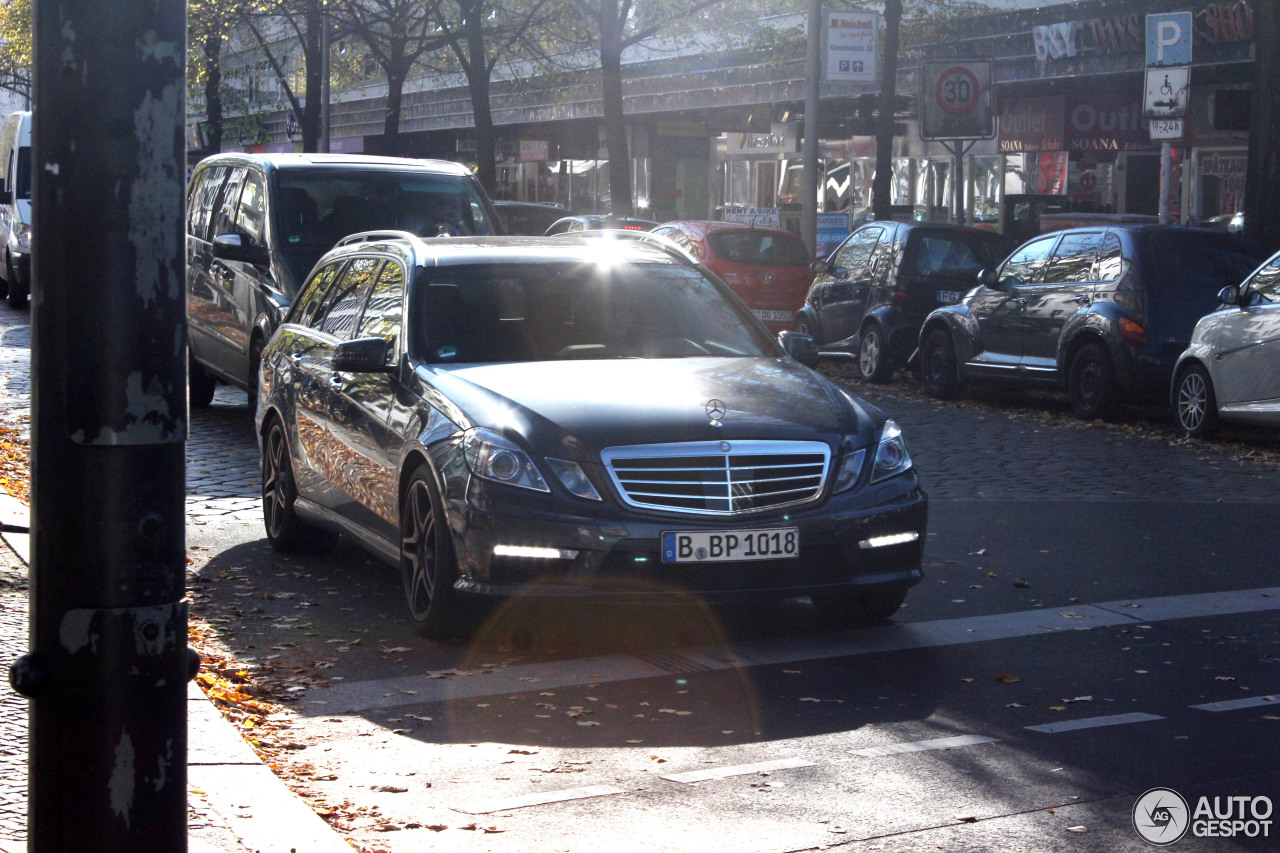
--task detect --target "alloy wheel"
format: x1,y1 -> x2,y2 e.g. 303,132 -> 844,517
401,478 -> 437,620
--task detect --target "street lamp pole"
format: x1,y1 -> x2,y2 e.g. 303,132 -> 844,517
12,0 -> 193,849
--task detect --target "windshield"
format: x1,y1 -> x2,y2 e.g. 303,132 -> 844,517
275,167 -> 496,248
413,261 -> 777,364
708,230 -> 810,267
1148,231 -> 1269,293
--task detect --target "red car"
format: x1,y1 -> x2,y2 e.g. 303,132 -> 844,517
651,221 -> 814,332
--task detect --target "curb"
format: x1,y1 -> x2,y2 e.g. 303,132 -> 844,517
0,493 -> 350,853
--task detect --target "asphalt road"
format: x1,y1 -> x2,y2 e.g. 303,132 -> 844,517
185,361 -> 1280,853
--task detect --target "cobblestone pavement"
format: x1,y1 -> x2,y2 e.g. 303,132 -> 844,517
1,302 -> 1279,848
0,302 -> 261,847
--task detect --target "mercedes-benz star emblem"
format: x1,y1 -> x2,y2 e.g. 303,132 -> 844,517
705,398 -> 727,426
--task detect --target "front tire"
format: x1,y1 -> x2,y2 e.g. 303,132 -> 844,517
920,328 -> 960,399
811,587 -> 907,625
262,417 -> 307,551
189,354 -> 217,409
401,465 -> 464,638
1067,342 -> 1119,420
857,324 -> 892,383
1175,363 -> 1218,438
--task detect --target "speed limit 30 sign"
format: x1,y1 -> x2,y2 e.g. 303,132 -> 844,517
920,60 -> 995,140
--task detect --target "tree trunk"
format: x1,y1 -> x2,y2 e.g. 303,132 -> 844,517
302,0 -> 323,152
383,69 -> 405,157
1245,1 -> 1279,248
464,6 -> 497,194
872,0 -> 902,221
202,30 -> 224,156
600,2 -> 631,217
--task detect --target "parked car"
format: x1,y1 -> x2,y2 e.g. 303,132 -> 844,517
493,200 -> 567,236
1172,249 -> 1280,437
256,231 -> 927,636
544,214 -> 657,235
0,110 -> 31,308
793,221 -> 1015,382
917,225 -> 1270,419
650,220 -> 815,333
185,152 -> 499,407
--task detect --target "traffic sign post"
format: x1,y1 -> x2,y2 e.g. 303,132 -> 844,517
920,60 -> 995,225
1144,13 -> 1191,224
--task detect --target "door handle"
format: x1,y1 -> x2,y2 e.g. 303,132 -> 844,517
1074,295 -> 1091,305
1014,297 -> 1028,307
329,374 -> 344,389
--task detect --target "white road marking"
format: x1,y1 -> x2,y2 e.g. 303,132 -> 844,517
303,586 -> 1280,715
660,757 -> 816,784
1026,712 -> 1165,734
850,734 -> 999,757
450,784 -> 625,815
1191,695 -> 1280,712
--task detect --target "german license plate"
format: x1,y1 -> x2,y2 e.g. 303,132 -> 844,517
936,289 -> 963,304
752,309 -> 793,322
661,528 -> 799,563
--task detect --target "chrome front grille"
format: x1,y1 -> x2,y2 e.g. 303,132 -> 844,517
601,440 -> 830,516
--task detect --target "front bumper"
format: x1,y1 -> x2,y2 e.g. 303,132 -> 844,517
445,471 -> 927,600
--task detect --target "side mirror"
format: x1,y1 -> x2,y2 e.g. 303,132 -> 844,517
333,336 -> 395,374
811,258 -> 830,275
1217,284 -> 1242,307
212,233 -> 270,266
777,330 -> 820,368
978,267 -> 999,287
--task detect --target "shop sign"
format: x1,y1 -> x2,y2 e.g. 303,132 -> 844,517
824,11 -> 879,84
729,124 -> 798,157
724,207 -> 781,228
1066,96 -> 1158,151
816,211 -> 851,259
519,140 -> 550,162
998,96 -> 1066,152
1031,2 -> 1252,62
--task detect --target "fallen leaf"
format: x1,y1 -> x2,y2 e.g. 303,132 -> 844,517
798,697 -> 821,703
956,815 -> 978,823
1067,826 -> 1087,833
1063,695 -> 1093,703
1050,706 -> 1067,711
995,674 -> 1020,683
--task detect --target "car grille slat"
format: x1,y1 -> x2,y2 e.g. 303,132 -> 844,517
601,440 -> 830,516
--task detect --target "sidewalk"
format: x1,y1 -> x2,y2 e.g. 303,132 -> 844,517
0,300 -> 350,851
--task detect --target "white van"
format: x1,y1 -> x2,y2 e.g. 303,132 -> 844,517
0,111 -> 31,309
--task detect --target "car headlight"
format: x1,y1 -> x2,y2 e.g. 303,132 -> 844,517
870,419 -> 913,483
462,428 -> 549,492
546,457 -> 601,501
15,223 -> 30,251
832,440 -> 868,494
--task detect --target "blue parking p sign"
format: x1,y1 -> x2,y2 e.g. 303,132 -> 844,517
1146,12 -> 1192,67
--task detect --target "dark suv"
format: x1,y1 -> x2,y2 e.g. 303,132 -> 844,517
793,221 -> 1014,382
917,225 -> 1269,419
185,153 -> 499,407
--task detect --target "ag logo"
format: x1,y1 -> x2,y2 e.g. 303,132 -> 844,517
1133,787 -> 1190,845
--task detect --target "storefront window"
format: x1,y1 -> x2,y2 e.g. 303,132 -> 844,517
970,155 -> 1001,225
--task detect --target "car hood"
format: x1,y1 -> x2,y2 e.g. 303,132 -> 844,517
421,357 -> 882,459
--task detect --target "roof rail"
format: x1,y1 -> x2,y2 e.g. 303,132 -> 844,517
336,230 -> 420,247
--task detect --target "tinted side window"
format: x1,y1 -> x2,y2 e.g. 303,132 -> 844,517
1042,232 -> 1104,284
317,258 -> 383,339
186,165 -> 227,242
833,226 -> 882,270
209,167 -> 248,238
1247,258 -> 1280,305
1096,233 -> 1124,283
999,235 -> 1057,287
291,261 -> 347,327
234,170 -> 268,247
357,262 -> 405,343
